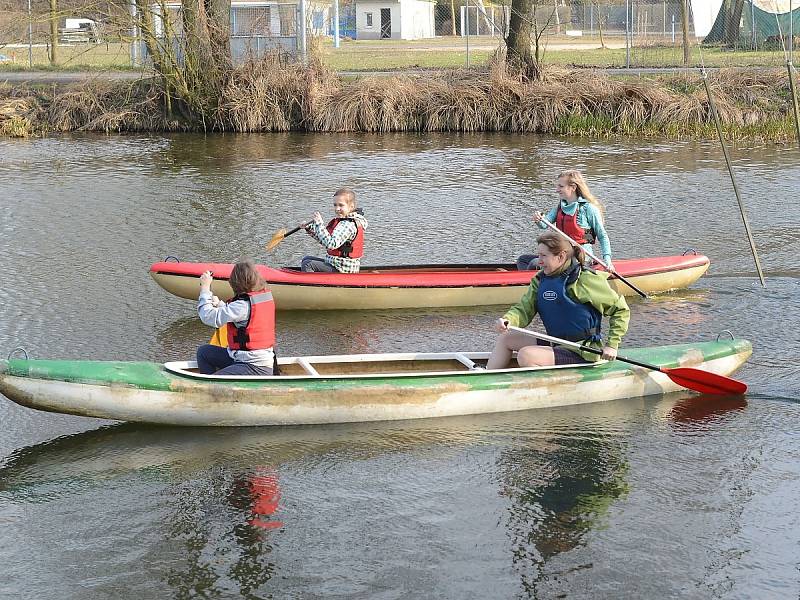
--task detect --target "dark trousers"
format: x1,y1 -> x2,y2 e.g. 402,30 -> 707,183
300,256 -> 337,272
196,344 -> 273,376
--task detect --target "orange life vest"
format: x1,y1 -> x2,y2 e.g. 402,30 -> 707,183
226,290 -> 276,351
325,217 -> 364,259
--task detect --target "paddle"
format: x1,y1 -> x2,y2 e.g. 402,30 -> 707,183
507,325 -> 747,395
537,215 -> 648,299
266,221 -> 312,252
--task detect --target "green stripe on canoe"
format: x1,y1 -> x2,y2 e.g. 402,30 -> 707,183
0,339 -> 751,392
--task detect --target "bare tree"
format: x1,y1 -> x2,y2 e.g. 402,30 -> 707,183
505,0 -> 557,81
49,0 -> 59,64
679,0 -> 690,65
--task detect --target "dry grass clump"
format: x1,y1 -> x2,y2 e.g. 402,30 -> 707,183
218,53 -> 324,131
0,85 -> 39,137
0,61 -> 796,140
44,79 -> 178,132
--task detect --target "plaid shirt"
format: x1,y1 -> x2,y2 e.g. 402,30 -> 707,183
308,216 -> 365,274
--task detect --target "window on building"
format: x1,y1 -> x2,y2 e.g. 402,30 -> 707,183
233,6 -> 271,36
366,12 -> 373,27
279,4 -> 297,35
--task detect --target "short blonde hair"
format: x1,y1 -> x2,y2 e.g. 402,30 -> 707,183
334,187 -> 356,210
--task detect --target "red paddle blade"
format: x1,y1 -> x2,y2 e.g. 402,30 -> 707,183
663,367 -> 748,396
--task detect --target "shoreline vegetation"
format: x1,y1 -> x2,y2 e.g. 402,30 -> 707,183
1,57 -> 797,141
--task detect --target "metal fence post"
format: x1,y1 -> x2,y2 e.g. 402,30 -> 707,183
625,0 -> 630,67
299,0 -> 307,63
465,0 -> 470,68
334,0 -> 340,48
27,0 -> 33,67
129,0 -> 138,66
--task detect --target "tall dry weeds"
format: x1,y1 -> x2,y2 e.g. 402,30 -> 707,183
1,64 -> 796,141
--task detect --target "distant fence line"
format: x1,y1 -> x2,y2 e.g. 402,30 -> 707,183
0,0 -> 797,69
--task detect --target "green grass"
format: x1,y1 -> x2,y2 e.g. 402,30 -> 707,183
0,37 -> 793,73
0,42 -> 135,70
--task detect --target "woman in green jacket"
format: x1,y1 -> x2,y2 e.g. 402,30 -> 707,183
488,231 -> 630,369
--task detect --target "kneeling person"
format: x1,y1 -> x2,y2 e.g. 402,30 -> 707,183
196,259 -> 276,376
488,231 -> 629,369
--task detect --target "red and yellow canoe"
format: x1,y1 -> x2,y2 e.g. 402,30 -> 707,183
149,254 -> 709,310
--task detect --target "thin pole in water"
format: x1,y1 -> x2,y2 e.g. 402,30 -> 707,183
788,60 -> 800,149
700,68 -> 766,286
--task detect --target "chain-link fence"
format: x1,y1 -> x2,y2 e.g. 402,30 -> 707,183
0,0 -> 797,70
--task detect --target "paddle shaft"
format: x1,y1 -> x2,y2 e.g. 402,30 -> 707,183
283,221 -> 312,239
507,326 -> 746,395
538,217 -> 648,299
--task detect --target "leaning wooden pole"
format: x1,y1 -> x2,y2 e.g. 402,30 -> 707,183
787,60 -> 800,149
700,68 -> 766,286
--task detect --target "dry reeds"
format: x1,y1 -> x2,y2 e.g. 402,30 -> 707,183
1,62 -> 797,141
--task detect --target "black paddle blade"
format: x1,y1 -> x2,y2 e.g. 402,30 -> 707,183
664,367 -> 747,396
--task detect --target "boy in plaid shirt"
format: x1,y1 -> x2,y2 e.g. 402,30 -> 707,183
301,188 -> 368,274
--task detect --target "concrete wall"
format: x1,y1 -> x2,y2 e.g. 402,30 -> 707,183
356,1 -> 399,40
356,0 -> 434,40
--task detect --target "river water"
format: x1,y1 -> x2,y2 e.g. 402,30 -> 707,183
0,132 -> 798,599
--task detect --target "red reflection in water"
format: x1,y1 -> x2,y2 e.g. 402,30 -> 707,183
668,395 -> 748,424
247,468 -> 284,530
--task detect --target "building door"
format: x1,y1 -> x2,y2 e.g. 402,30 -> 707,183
380,8 -> 391,38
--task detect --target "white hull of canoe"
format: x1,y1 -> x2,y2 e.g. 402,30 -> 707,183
151,263 -> 709,310
0,352 -> 748,426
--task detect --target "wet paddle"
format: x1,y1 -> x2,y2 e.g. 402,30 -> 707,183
507,325 -> 747,395
266,221 -> 312,252
538,216 -> 648,299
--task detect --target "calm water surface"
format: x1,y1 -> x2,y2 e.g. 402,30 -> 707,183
0,133 -> 799,599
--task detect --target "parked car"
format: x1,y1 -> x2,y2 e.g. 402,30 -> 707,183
0,54 -> 13,63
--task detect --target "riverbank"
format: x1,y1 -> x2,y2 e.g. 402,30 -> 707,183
1,61 -> 797,141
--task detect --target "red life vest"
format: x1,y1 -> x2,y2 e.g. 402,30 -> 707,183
325,217 -> 364,259
555,202 -> 596,246
226,290 -> 276,351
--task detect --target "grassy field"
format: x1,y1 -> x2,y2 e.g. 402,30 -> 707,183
0,37 -> 794,72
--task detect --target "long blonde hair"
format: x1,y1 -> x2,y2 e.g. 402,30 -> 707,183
559,169 -> 604,221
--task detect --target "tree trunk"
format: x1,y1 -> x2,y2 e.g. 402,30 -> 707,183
506,0 -> 539,80
727,0 -> 745,46
49,0 -> 58,65
451,0 -> 457,36
680,0 -> 690,65
598,18 -> 605,49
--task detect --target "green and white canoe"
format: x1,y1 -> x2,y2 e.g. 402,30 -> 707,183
0,339 -> 751,427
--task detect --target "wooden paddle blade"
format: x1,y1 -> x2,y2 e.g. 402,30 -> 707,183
265,229 -> 287,251
663,367 -> 747,396
209,325 -> 228,348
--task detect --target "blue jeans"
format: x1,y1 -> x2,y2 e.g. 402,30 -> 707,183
196,344 -> 273,376
301,256 -> 337,272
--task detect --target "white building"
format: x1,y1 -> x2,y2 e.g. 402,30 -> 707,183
355,0 -> 435,40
